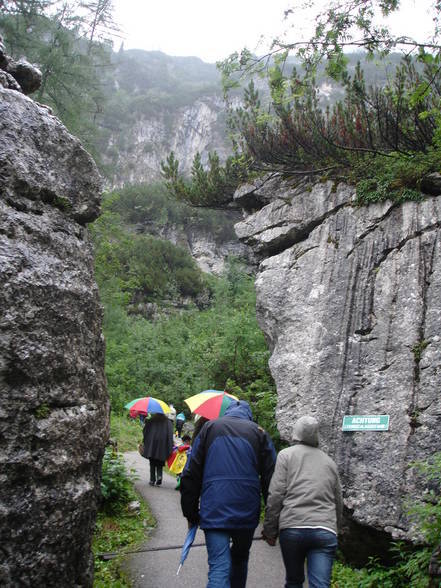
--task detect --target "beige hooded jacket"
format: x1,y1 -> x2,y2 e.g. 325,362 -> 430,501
263,416 -> 343,538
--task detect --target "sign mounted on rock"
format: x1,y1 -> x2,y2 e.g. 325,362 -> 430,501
342,415 -> 390,431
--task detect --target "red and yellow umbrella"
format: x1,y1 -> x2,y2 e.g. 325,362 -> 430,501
167,443 -> 191,474
184,389 -> 238,420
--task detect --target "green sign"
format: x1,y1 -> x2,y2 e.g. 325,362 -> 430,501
342,415 -> 390,431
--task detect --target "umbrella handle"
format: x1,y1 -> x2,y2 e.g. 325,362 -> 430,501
176,563 -> 182,576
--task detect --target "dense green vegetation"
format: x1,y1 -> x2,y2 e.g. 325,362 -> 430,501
90,184 -> 280,446
164,55 -> 441,208
100,263 -> 279,443
101,181 -> 236,241
93,447 -> 155,587
91,185 -> 212,309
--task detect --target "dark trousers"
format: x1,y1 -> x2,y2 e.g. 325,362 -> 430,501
149,458 -> 163,483
279,528 -> 337,588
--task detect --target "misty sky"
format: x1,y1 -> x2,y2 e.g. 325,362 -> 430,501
112,0 -> 435,63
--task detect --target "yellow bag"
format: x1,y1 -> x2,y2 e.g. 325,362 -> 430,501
169,451 -> 188,475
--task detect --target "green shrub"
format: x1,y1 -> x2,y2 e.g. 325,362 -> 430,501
352,149 -> 441,206
100,449 -> 134,514
93,482 -> 155,587
218,56 -> 441,208
98,257 -> 278,432
90,201 -> 210,306
408,453 -> 441,546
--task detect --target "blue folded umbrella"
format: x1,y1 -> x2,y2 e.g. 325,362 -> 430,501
176,524 -> 198,575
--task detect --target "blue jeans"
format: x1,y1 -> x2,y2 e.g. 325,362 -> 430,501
279,528 -> 338,588
204,528 -> 255,588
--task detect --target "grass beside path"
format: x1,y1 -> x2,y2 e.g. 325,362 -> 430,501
110,413 -> 144,452
92,421 -> 156,587
93,499 -> 155,587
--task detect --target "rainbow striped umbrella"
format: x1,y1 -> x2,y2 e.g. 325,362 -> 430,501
124,396 -> 171,418
184,390 -> 238,420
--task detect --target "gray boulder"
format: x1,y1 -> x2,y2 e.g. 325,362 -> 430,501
0,35 -> 42,95
7,58 -> 42,95
235,177 -> 441,564
0,83 -> 108,586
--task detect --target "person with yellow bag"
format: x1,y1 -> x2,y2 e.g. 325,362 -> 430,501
167,434 -> 192,490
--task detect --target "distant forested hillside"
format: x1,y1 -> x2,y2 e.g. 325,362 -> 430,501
0,4 -> 410,185
95,49 -> 228,184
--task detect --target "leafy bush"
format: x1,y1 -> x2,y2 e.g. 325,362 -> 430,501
161,150 -> 250,209
353,149 -> 441,206
408,453 -> 441,546
90,196 -> 211,306
100,448 -> 134,514
233,57 -> 440,169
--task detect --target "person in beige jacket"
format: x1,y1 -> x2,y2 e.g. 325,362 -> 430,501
262,415 -> 342,588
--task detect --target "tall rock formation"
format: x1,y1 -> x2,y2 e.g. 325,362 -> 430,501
235,175 -> 441,563
0,40 -> 108,586
104,96 -> 229,188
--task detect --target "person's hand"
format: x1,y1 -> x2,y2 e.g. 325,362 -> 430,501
188,519 -> 198,529
261,532 -> 276,546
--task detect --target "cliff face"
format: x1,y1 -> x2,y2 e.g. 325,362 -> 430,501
135,211 -> 253,276
105,95 -> 229,187
0,48 -> 108,586
235,175 -> 441,563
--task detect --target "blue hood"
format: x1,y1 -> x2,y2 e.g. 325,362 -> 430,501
224,400 -> 253,420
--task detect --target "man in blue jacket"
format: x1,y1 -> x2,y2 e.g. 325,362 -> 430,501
180,400 -> 276,587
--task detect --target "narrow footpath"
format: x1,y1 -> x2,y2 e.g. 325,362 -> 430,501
123,451 -> 288,587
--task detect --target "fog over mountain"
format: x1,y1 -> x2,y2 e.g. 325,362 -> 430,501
97,49 -> 404,186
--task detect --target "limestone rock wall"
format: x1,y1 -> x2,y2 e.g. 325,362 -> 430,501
105,96 -> 229,188
235,176 -> 441,563
136,215 -> 253,275
0,61 -> 108,585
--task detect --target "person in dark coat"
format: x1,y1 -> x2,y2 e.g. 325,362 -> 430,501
142,413 -> 173,486
180,400 -> 276,587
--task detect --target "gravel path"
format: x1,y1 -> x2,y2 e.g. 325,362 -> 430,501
123,451 -> 290,587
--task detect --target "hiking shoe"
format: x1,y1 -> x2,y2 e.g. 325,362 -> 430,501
156,478 -> 162,486
149,481 -> 155,486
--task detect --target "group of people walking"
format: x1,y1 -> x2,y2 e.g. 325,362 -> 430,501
141,400 -> 342,588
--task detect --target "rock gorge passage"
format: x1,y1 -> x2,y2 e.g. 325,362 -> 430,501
1,32 -> 441,586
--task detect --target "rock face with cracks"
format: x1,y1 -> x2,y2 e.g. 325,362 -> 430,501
234,176 -> 441,564
0,71 -> 108,584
